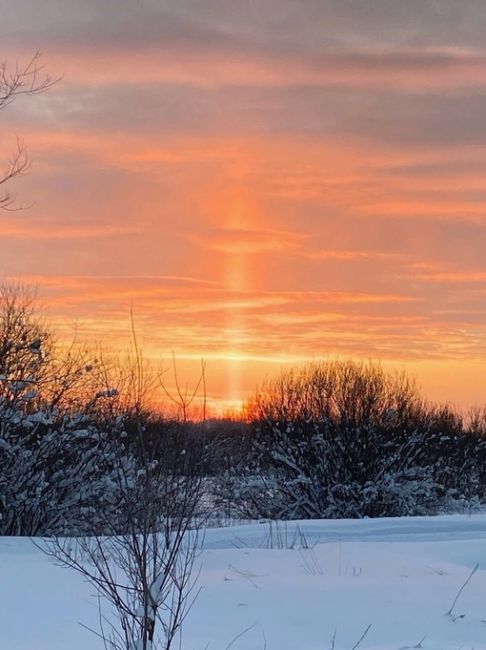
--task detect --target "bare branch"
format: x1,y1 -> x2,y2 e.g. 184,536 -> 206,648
0,52 -> 60,210
0,137 -> 30,209
0,51 -> 59,110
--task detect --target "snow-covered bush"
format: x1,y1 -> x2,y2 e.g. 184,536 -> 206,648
0,284 -> 124,535
224,361 -> 486,519
0,407 -> 119,535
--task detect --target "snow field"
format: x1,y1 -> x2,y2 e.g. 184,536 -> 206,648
2,515 -> 486,649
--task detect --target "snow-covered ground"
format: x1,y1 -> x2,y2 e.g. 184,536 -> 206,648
3,514 -> 486,649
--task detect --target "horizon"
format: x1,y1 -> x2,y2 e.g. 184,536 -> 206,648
3,1 -> 486,411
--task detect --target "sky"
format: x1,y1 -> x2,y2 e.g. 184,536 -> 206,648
2,0 -> 486,412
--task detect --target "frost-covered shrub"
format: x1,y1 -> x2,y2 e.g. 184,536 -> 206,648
226,424 -> 449,519
0,408 -> 119,535
224,362 -> 486,519
0,284 -> 123,536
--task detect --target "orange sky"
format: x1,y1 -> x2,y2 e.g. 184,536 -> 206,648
3,1 -> 486,413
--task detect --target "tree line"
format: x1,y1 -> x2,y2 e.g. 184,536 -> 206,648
1,283 -> 486,536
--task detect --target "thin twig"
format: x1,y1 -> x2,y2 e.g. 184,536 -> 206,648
225,622 -> 257,649
330,628 -> 337,650
351,624 -> 372,650
446,562 -> 479,617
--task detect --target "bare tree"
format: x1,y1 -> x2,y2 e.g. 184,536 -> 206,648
45,421 -> 205,650
0,281 -> 109,413
0,51 -> 58,209
159,355 -> 207,423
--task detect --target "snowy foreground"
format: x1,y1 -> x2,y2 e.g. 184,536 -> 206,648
3,515 -> 486,649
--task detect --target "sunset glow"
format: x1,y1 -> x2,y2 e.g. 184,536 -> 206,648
3,1 -> 486,411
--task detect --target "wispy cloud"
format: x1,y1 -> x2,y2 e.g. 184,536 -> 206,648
190,227 -> 307,254
4,1 -> 486,407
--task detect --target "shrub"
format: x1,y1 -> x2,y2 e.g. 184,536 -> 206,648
225,361 -> 486,519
